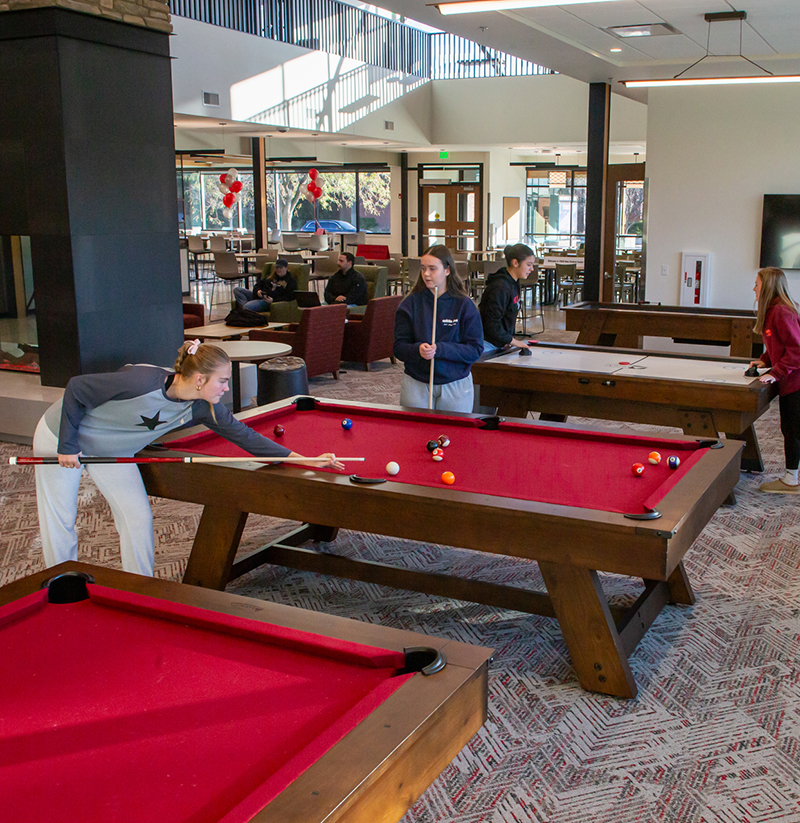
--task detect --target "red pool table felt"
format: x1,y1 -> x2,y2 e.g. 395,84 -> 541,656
0,584 -> 412,823
166,401 -> 707,515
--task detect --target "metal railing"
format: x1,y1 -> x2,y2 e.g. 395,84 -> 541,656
169,0 -> 552,79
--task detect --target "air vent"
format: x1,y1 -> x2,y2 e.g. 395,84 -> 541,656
462,169 -> 480,183
202,92 -> 220,107
606,23 -> 680,38
384,120 -> 395,131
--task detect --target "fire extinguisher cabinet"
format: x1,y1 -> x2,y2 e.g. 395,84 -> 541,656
680,252 -> 710,307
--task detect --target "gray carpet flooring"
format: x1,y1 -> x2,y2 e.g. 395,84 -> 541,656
2,342 -> 800,823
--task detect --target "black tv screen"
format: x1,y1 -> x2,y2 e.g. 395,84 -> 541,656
760,194 -> 800,270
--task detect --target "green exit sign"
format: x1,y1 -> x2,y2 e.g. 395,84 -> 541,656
439,151 -> 449,159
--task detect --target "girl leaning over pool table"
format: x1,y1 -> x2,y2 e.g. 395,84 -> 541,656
33,341 -> 344,577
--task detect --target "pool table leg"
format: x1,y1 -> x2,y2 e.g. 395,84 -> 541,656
182,506 -> 249,590
538,560 -> 637,699
723,425 -> 764,472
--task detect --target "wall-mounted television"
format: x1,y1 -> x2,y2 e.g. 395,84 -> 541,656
760,194 -> 800,270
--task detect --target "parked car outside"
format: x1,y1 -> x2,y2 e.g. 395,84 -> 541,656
299,219 -> 358,233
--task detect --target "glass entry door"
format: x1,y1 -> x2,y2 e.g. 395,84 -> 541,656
420,185 -> 481,254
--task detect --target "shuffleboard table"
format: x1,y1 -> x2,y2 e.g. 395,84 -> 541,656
472,342 -> 777,472
563,301 -> 760,358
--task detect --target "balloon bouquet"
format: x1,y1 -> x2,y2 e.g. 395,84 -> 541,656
219,168 -> 243,226
304,169 -> 327,233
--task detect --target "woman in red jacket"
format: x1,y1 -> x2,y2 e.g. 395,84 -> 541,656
750,267 -> 800,493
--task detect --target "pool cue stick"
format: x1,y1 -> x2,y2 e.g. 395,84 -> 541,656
428,285 -> 438,410
8,456 -> 365,466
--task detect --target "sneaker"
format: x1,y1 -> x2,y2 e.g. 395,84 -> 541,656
759,478 -> 800,494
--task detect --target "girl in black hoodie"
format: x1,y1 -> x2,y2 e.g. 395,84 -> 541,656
479,243 -> 537,353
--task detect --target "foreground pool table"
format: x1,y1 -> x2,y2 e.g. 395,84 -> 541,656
0,563 -> 491,823
141,397 -> 743,698
563,301 -> 760,357
472,341 -> 776,472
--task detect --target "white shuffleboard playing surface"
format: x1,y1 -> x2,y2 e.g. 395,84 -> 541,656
490,347 -> 761,387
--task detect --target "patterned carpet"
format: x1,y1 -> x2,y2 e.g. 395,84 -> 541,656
2,338 -> 800,823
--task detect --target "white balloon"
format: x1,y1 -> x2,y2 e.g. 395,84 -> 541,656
228,167 -> 239,181
305,192 -> 315,202
315,175 -> 326,187
222,208 -> 233,219
218,183 -> 230,194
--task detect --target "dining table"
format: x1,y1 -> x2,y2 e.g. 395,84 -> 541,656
211,340 -> 292,412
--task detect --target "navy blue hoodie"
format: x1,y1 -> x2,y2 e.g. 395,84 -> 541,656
393,290 -> 484,384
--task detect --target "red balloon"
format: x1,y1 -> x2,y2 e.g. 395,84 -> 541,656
307,183 -> 316,193
222,192 -> 235,208
308,168 -> 318,180
220,174 -> 228,184
230,180 -> 243,193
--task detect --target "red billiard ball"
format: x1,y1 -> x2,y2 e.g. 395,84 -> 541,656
441,471 -> 455,485
431,448 -> 444,461
632,463 -> 645,476
273,425 -> 285,437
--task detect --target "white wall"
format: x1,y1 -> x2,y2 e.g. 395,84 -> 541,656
645,84 -> 800,309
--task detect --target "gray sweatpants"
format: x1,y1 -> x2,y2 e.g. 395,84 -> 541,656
33,416 -> 155,576
400,373 -> 475,413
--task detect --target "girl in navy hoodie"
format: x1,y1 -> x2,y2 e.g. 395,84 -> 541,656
750,267 -> 800,493
393,245 -> 483,412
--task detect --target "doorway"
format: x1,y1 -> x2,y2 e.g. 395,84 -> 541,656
602,163 -> 645,303
417,165 -> 483,255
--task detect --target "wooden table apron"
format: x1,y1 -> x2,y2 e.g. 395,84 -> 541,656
139,399 -> 743,698
563,302 -> 760,358
473,343 -> 777,472
0,563 -> 491,823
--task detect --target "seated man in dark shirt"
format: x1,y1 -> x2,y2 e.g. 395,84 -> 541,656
233,259 -> 296,312
324,253 -> 368,307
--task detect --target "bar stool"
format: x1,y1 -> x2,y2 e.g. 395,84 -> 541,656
518,272 -> 545,335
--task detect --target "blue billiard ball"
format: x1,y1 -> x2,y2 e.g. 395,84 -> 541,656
342,418 -> 353,430
667,455 -> 680,470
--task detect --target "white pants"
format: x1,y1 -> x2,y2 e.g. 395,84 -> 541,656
400,373 -> 474,413
33,417 -> 155,576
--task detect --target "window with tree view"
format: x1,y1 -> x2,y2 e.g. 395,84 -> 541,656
179,170 -> 256,233
525,170 -> 586,252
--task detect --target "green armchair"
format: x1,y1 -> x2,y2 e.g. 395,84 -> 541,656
256,262 -> 311,323
348,265 -> 388,315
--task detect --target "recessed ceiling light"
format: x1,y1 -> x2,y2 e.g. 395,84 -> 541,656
606,23 -> 679,38
610,48 -> 622,53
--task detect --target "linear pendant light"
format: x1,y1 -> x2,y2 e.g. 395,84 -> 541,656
621,11 -> 800,88
433,0 -> 624,16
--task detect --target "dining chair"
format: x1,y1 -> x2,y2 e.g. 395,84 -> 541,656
281,233 -> 302,252
402,257 -> 421,293
208,235 -> 227,253
555,262 -> 580,307
307,234 -> 329,252
210,252 -> 247,307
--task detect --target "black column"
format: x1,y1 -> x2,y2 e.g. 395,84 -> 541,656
583,82 -> 611,302
400,152 -> 409,257
0,8 -> 182,387
252,137 -> 268,250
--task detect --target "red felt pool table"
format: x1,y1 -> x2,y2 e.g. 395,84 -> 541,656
140,396 -> 743,698
0,563 -> 492,823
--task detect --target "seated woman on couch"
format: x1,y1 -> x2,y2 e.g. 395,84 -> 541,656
233,259 -> 296,312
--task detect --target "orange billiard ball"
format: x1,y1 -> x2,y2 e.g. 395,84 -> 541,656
441,471 -> 455,485
648,451 -> 662,465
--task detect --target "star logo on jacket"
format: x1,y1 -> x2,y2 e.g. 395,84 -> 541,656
137,412 -> 164,430
765,329 -> 772,337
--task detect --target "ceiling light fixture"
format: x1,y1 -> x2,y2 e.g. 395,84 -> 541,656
621,11 -> 800,88
431,0 -> 624,16
610,48 -> 622,53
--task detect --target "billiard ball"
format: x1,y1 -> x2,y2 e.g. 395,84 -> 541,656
648,451 -> 662,465
632,463 -> 645,476
431,448 -> 444,461
342,418 -> 353,430
273,425 -> 284,437
386,462 -> 400,476
437,435 -> 450,448
426,440 -> 439,452
441,471 -> 455,485
668,455 -> 681,470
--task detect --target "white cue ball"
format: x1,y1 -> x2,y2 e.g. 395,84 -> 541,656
386,461 -> 400,476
